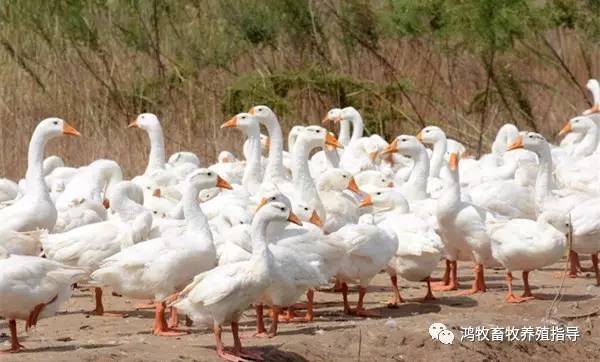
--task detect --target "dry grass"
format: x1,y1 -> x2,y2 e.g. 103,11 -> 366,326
0,26 -> 597,180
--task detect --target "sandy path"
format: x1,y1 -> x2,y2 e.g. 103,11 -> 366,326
1,258 -> 599,361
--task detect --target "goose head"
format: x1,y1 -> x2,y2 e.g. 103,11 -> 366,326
358,188 -> 409,213
257,201 -> 302,226
293,202 -> 323,228
221,112 -> 259,134
583,79 -> 600,115
168,152 -> 200,167
321,108 -> 342,124
558,116 -> 596,137
248,105 -> 277,123
288,126 -> 305,151
382,135 -> 423,158
36,117 -> 81,140
354,170 -> 394,190
218,205 -> 252,227
256,190 -> 292,211
417,126 -> 446,145
538,211 -> 570,235
297,126 -> 343,150
186,168 -> 232,192
317,169 -> 361,195
337,106 -> 361,124
128,113 -> 161,132
506,132 -> 548,155
218,151 -> 237,163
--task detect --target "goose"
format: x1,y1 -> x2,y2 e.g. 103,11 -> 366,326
570,198 -> 600,286
0,255 -> 86,353
360,188 -> 443,305
328,212 -> 398,316
283,125 -> 305,178
489,211 -> 569,302
249,105 -> 287,184
0,118 -> 81,255
582,78 -> 600,117
41,181 -> 153,316
171,202 -> 300,361
507,132 -> 594,276
128,113 -> 168,178
209,151 -> 245,185
0,178 -> 18,203
434,152 -> 498,294
53,159 -> 123,232
354,170 -> 394,193
309,132 -> 342,179
322,107 -> 350,147
221,113 -> 263,194
317,169 -> 362,233
91,169 -> 232,336
167,151 -> 200,168
43,155 -> 66,176
335,106 -> 364,146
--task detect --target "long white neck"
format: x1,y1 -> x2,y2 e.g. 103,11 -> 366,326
145,126 -> 166,174
292,139 -> 326,221
324,147 -> 340,169
591,84 -> 600,107
430,137 -> 447,178
183,182 -> 213,241
404,147 -> 430,200
262,117 -> 285,183
25,128 -> 50,197
243,127 -> 263,194
250,214 -> 274,264
437,168 -> 461,216
350,114 -> 364,142
533,144 -> 553,214
574,125 -> 598,158
339,119 -> 351,147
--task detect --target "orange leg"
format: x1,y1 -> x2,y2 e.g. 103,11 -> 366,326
433,260 -> 458,291
341,282 -> 351,314
505,272 -> 527,303
278,306 -> 296,323
422,277 -> 436,301
232,322 -> 263,360
350,287 -> 380,317
457,264 -> 486,295
521,271 -> 535,299
267,307 -> 278,337
568,251 -> 579,278
152,302 -> 187,336
1,320 -> 23,353
432,259 -> 451,285
386,275 -> 404,308
592,253 -> 600,286
305,289 -> 314,322
92,288 -> 122,317
251,304 -> 269,338
167,307 -> 179,328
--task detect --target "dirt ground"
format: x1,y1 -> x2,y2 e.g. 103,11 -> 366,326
1,257 -> 599,362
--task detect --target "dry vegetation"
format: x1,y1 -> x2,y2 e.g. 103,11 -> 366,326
0,0 -> 599,178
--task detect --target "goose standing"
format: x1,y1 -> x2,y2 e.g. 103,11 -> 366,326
250,105 -> 287,184
317,169 -> 362,233
0,118 -> 80,255
91,171 -> 230,334
0,255 -> 86,352
172,202 -> 300,361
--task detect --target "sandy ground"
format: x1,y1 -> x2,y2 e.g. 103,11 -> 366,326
1,257 -> 599,362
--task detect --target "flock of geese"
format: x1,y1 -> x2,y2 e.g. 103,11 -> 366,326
1,79 -> 600,360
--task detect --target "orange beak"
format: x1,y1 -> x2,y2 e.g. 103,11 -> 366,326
63,122 -> 81,137
256,197 -> 268,211
359,195 -> 373,208
449,153 -> 458,171
102,199 -> 110,209
152,189 -> 161,198
347,176 -> 361,195
309,211 -> 323,228
248,107 -> 256,115
325,133 -> 343,149
558,122 -> 572,136
381,139 -> 399,155
507,136 -> 524,151
220,116 -> 238,129
387,181 -> 394,188
216,176 -> 233,190
127,120 -> 139,129
287,211 -> 303,226
416,131 -> 423,142
321,116 -> 330,124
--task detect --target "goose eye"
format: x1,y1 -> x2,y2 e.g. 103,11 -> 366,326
342,175 -> 347,178
53,121 -> 58,125
153,211 -> 158,214
280,207 -> 285,211
304,207 -> 309,211
425,130 -> 429,133
529,135 -> 533,138
316,130 -> 320,133
271,197 -> 276,201
207,172 -> 212,176
240,221 -> 244,224
146,186 -> 151,190
376,192 -> 381,195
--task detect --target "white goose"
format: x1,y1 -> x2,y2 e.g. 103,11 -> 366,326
91,169 -> 231,336
249,105 -> 287,184
317,168 -> 362,233
41,181 -> 153,316
489,211 -> 568,303
0,255 -> 86,353
0,118 -> 80,255
172,202 -> 299,361
361,188 -> 443,305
